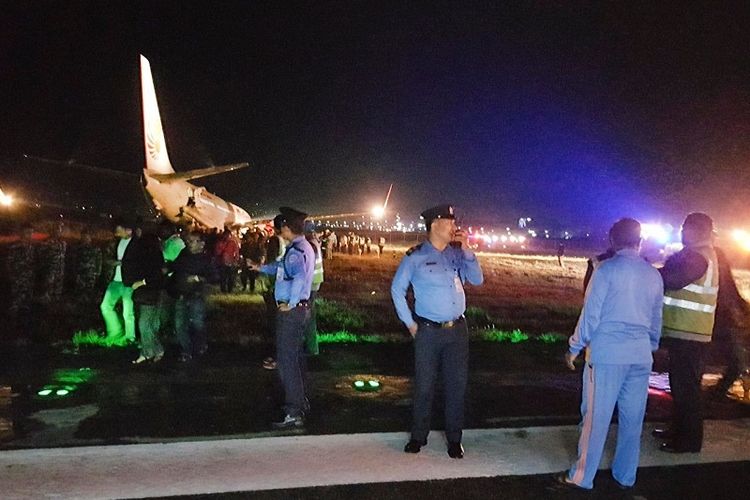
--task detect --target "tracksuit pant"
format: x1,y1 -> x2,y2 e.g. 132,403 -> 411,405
567,362 -> 651,489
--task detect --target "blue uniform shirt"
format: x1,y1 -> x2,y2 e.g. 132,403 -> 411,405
391,240 -> 484,326
568,248 -> 664,364
260,235 -> 315,307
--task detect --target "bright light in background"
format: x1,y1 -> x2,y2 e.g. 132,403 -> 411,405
641,223 -> 671,245
371,205 -> 385,218
732,229 -> 750,251
0,188 -> 13,207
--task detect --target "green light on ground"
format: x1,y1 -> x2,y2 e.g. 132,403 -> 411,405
37,389 -> 53,396
353,379 -> 381,392
55,389 -> 69,396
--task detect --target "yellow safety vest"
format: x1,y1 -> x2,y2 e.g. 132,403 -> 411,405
662,245 -> 719,342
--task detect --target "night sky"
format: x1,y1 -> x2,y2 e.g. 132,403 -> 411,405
2,2 -> 750,230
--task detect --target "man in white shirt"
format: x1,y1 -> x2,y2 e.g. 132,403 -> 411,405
100,219 -> 136,344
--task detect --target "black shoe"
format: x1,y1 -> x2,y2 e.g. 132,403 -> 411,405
447,442 -> 464,459
651,427 -> 675,439
404,439 -> 426,453
613,477 -> 633,490
659,441 -> 701,453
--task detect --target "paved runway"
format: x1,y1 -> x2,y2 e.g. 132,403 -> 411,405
3,419 -> 750,499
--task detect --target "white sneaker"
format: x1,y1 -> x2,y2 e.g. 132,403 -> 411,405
272,414 -> 304,429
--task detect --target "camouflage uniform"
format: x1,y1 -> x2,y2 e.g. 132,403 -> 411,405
7,238 -> 36,315
74,242 -> 103,304
37,237 -> 67,303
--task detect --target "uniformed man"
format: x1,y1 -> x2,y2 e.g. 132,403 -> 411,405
6,223 -> 37,343
38,221 -> 67,304
74,227 -> 103,307
253,207 -> 315,428
654,213 -> 720,453
391,204 -> 484,458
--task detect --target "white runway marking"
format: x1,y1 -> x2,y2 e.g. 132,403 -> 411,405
2,419 -> 749,499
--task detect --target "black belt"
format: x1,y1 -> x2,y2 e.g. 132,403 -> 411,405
415,315 -> 464,329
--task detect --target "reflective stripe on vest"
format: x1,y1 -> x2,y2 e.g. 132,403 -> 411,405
663,296 -> 716,313
662,245 -> 718,339
313,254 -> 324,284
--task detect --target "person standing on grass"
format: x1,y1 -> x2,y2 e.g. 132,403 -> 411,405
391,204 -> 483,459
556,218 -> 663,491
168,232 -> 217,362
304,224 -> 324,356
123,226 -> 165,364
251,207 -> 315,429
100,218 -> 137,344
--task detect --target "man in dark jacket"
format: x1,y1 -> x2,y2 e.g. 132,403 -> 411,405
122,229 -> 165,364
711,248 -> 749,398
168,231 -> 217,362
100,219 -> 137,343
655,213 -> 719,453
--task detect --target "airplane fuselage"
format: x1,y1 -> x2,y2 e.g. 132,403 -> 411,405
143,170 -> 252,229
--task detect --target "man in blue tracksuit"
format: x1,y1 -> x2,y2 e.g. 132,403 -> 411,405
391,204 -> 484,459
255,207 -> 315,429
557,218 -> 663,490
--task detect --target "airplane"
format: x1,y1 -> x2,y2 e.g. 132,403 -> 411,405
4,56 -> 391,232
139,55 -> 253,229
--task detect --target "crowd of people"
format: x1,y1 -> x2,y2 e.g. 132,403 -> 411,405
319,230 -> 387,259
3,206 -> 749,492
1,215 -> 332,359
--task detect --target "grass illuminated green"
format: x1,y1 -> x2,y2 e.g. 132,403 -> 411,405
72,329 -> 129,348
477,328 -> 530,343
537,332 -> 567,344
315,298 -> 367,332
318,330 -> 390,344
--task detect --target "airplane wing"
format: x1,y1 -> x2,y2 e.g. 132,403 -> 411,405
22,155 -> 138,179
147,163 -> 249,182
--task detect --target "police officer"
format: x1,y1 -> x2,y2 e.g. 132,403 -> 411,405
254,207 -> 315,428
391,204 -> 484,458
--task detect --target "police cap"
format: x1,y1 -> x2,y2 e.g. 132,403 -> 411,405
274,206 -> 308,231
421,204 -> 455,228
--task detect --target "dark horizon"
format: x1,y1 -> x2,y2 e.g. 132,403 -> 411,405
2,2 -> 750,231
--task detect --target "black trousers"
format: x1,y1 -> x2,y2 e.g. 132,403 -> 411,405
665,337 -> 708,451
411,320 -> 469,444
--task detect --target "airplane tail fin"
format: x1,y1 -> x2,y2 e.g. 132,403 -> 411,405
140,55 -> 174,174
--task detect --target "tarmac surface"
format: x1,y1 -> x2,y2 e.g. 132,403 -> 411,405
3,419 -> 750,499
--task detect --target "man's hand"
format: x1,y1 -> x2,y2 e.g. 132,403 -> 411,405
565,351 -> 578,371
131,279 -> 146,291
407,323 -> 418,337
453,230 -> 469,249
188,275 -> 201,283
278,303 -> 293,312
